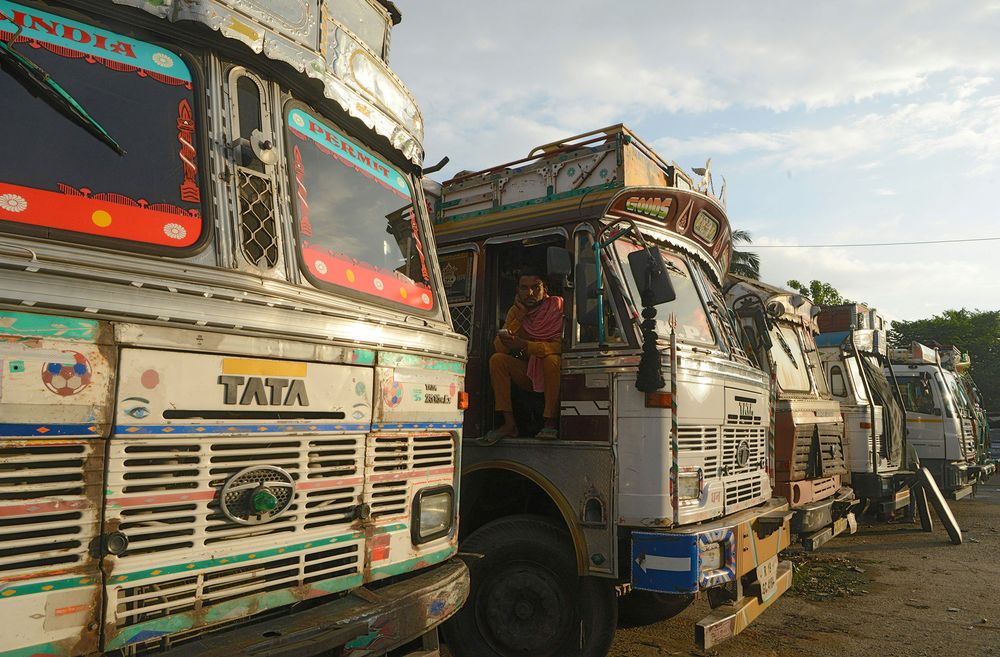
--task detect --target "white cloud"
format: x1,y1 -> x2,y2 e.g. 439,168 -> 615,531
874,188 -> 897,196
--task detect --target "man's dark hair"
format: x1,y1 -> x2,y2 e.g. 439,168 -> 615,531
517,265 -> 546,282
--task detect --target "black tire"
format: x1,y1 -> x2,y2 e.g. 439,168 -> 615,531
618,590 -> 694,627
443,514 -> 617,657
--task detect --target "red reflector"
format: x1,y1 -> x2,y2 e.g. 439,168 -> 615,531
457,391 -> 470,410
644,392 -> 672,408
860,422 -> 872,429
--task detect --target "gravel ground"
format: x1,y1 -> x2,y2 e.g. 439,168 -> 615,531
611,480 -> 1000,657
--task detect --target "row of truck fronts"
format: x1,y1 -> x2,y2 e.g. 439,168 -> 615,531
0,2 -> 994,657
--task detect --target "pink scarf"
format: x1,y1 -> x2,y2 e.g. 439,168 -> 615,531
521,296 -> 564,392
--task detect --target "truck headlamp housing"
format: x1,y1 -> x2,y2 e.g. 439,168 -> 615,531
677,471 -> 703,501
411,485 -> 454,544
699,542 -> 723,571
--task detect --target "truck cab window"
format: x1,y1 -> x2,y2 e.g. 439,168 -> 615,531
829,365 -> 847,397
575,229 -> 624,345
0,7 -> 203,250
285,106 -> 437,314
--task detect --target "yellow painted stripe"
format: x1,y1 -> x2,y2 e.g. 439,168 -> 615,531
222,358 -> 307,377
908,418 -> 944,423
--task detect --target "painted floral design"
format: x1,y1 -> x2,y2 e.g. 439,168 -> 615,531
0,193 -> 28,213
163,223 -> 187,240
373,277 -> 384,291
151,52 -> 175,68
314,259 -> 328,274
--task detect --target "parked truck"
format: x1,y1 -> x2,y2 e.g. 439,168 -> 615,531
890,343 -> 987,498
0,2 -> 468,655
725,279 -> 855,550
815,305 -> 911,514
431,125 -> 793,656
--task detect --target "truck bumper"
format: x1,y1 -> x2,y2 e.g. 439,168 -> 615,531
630,499 -> 793,649
156,559 -> 469,657
790,486 -> 857,550
851,471 -> 912,513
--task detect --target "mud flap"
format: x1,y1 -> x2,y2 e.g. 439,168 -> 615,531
913,483 -> 934,532
918,467 -> 962,545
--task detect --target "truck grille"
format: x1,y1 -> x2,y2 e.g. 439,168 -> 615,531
367,433 -> 455,518
724,472 -> 765,512
109,435 -> 364,559
0,441 -> 99,575
676,427 -> 720,479
962,420 -> 976,459
114,542 -> 361,628
721,427 -> 766,477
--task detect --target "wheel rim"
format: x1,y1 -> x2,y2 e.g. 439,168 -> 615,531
475,561 -> 573,656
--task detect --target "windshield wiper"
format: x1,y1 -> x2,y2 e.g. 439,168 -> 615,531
0,29 -> 125,156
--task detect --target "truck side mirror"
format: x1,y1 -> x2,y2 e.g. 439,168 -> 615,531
547,246 -> 572,278
574,261 -> 599,326
627,247 -> 675,305
753,307 -> 773,351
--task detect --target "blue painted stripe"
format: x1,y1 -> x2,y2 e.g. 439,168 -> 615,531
114,423 -> 372,435
0,423 -> 97,436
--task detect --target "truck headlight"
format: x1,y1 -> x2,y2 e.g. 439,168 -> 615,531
411,485 -> 454,544
700,542 -> 723,571
677,472 -> 702,500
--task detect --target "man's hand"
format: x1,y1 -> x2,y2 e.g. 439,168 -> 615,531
498,329 -> 526,351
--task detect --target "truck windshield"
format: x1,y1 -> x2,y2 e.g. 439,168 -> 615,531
895,374 -> 939,415
285,106 -> 437,314
770,324 -> 811,393
0,3 -> 203,249
613,241 -> 715,346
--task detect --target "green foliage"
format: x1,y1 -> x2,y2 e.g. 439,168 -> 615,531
889,309 -> 1000,410
785,279 -> 853,306
730,229 -> 760,280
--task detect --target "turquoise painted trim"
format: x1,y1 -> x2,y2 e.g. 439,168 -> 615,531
287,108 -> 410,197
370,545 -> 456,578
378,351 -> 465,374
0,310 -> 98,341
108,572 -> 364,649
0,1 -> 192,82
351,349 -> 376,366
434,181 -> 618,225
0,575 -> 97,600
0,641 -> 62,657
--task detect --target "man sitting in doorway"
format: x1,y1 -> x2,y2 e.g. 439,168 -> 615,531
485,268 -> 564,442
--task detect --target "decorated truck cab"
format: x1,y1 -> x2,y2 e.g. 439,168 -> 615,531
431,125 -> 792,656
0,1 -> 467,656
891,343 -> 988,498
726,279 -> 855,550
815,310 -> 911,514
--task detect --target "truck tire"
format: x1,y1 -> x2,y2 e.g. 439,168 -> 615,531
443,514 -> 617,657
618,590 -> 694,627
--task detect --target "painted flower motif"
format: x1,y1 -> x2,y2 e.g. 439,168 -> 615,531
396,176 -> 406,188
314,259 -> 328,274
421,293 -> 431,305
163,223 -> 187,240
292,113 -> 306,128
373,277 -> 384,291
0,193 -> 28,213
151,52 -> 174,68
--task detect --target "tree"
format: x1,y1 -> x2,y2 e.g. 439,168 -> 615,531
729,229 -> 760,280
786,279 -> 853,306
889,309 -> 1000,410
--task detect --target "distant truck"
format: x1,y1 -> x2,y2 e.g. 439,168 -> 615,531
431,125 -> 793,655
726,280 -> 855,550
890,343 -> 989,498
816,305 -> 911,514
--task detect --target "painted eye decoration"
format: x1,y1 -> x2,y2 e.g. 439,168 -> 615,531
122,396 -> 151,420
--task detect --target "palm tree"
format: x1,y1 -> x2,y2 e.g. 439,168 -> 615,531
729,229 -> 760,280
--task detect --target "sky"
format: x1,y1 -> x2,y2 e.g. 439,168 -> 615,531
389,1 -> 1000,322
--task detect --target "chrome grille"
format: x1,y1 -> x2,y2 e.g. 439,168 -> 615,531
237,169 -> 278,269
0,441 -> 97,574
676,426 -> 720,479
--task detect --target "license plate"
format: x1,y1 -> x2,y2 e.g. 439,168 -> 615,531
757,555 -> 778,602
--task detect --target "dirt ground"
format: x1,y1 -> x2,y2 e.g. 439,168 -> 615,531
611,480 -> 1000,657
